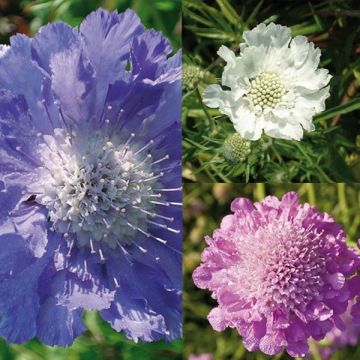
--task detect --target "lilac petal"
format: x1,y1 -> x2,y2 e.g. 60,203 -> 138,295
230,197 -> 254,212
207,307 -> 229,332
326,272 -> 345,290
241,319 -> 266,351
258,330 -> 286,355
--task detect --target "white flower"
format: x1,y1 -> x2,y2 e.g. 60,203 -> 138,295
203,23 -> 331,141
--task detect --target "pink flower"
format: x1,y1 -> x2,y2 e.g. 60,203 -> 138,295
193,192 -> 360,357
319,300 -> 360,359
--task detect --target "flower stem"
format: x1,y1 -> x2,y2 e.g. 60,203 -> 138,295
255,183 -> 266,201
337,183 -> 348,224
196,86 -> 215,132
306,183 -> 316,205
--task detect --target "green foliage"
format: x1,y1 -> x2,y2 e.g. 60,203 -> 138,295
183,183 -> 360,359
19,0 -> 181,49
182,0 -> 360,182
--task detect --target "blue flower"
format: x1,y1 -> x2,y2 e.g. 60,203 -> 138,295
0,9 -> 182,346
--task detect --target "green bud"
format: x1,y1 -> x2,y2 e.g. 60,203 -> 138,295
183,64 -> 204,91
223,133 -> 251,163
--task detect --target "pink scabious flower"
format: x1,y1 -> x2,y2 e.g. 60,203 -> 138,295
193,192 -> 360,357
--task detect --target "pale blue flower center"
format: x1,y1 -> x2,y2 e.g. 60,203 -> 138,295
35,129 -> 166,252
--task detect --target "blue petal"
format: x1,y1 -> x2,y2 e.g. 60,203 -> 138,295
36,297 -> 85,347
50,45 -> 96,126
0,233 -> 33,280
0,90 -> 42,172
46,245 -> 115,310
130,30 -> 172,78
31,22 -> 79,75
0,246 -> 47,343
101,292 -> 167,342
0,35 -> 53,134
0,172 -> 35,227
102,253 -> 182,341
80,9 -> 144,119
10,202 -> 49,258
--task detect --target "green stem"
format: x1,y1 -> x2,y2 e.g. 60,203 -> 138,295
255,183 -> 266,201
306,183 -> 316,205
337,183 -> 348,224
196,86 -> 215,131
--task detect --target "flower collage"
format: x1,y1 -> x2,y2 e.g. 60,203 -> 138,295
0,0 -> 359,359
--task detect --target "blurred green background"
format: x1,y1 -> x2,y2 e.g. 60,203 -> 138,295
184,183 -> 360,360
0,0 -> 181,359
0,0 -> 181,49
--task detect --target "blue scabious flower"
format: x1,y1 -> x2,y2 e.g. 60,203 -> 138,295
0,9 -> 182,346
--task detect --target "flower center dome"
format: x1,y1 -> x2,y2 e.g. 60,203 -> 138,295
249,72 -> 286,109
237,220 -> 328,312
32,128 -> 167,253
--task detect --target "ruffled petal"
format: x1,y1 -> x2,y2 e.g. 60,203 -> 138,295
80,9 -> 144,118
50,45 -> 96,126
0,35 -> 53,134
0,246 -> 47,343
0,90 -> 42,171
243,23 -> 291,49
31,22 -> 79,75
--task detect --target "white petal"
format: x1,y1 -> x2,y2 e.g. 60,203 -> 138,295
294,86 -> 330,114
217,45 -> 257,92
243,23 -> 291,48
203,84 -> 230,108
264,115 -> 304,140
288,36 -> 331,90
232,106 -> 264,141
217,45 -> 236,66
203,86 -> 264,141
237,46 -> 267,81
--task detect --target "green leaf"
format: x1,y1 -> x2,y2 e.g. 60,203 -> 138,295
215,0 -> 240,25
314,98 -> 360,121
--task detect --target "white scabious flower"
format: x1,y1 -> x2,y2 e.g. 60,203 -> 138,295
203,23 -> 331,141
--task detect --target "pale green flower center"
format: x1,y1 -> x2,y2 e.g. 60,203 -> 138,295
249,72 -> 286,109
223,133 -> 251,163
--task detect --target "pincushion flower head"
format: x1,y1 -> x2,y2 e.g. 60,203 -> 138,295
0,9 -> 182,345
203,23 -> 331,140
193,192 -> 360,357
